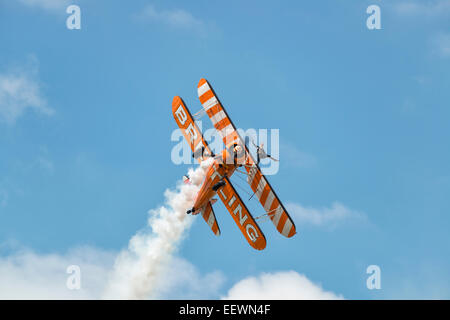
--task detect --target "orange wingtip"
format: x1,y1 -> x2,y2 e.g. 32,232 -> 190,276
172,95 -> 182,108
198,78 -> 207,88
288,228 -> 297,238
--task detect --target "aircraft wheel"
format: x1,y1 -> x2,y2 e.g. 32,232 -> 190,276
212,180 -> 226,191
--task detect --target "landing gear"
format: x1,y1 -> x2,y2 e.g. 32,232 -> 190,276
212,180 -> 226,191
186,207 -> 195,214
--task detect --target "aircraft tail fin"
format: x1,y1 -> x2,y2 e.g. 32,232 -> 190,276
201,200 -> 220,236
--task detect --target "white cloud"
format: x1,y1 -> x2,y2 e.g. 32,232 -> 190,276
390,1 -> 450,59
1,247 -> 337,300
17,0 -> 71,12
433,33 -> 450,58
0,244 -> 225,299
412,75 -> 430,85
286,202 -> 368,228
33,146 -> 55,173
36,155 -> 55,172
280,142 -> 317,168
137,5 -> 204,30
0,59 -> 54,124
392,0 -> 450,17
380,260 -> 450,299
222,271 -> 343,300
0,246 -> 115,299
148,257 -> 225,300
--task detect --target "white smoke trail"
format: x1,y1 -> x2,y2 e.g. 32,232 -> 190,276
102,160 -> 211,299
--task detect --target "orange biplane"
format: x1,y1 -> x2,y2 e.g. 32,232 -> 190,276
172,79 -> 296,250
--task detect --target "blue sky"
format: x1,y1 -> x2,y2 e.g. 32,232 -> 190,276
0,0 -> 449,299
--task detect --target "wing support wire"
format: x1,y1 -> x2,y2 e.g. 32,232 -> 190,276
193,108 -> 206,120
230,168 -> 275,222
254,208 -> 279,221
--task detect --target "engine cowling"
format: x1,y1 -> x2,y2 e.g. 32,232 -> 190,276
220,143 -> 246,166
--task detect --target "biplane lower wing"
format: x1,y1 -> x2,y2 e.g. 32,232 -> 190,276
216,177 -> 266,250
196,79 -> 296,238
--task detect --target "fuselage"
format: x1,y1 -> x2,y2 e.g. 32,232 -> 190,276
191,144 -> 245,214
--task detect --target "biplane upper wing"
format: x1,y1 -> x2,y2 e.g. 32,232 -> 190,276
172,96 -> 220,236
197,79 -> 241,148
216,176 -> 266,250
197,79 -> 296,238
